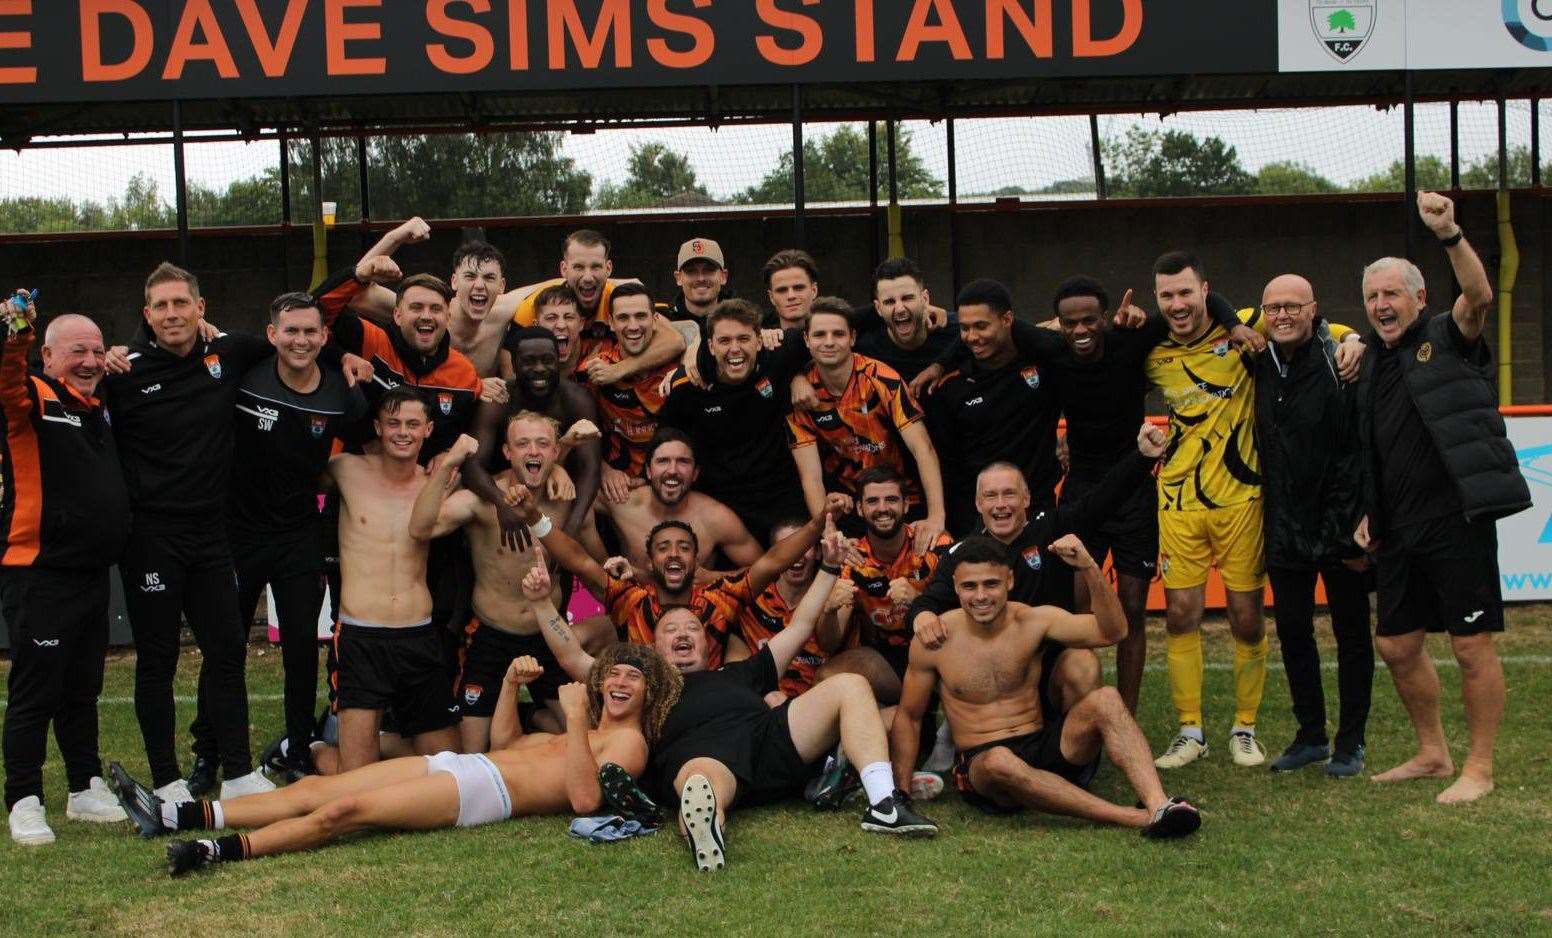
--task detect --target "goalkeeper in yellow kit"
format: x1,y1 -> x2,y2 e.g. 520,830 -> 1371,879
1145,251 -> 1362,769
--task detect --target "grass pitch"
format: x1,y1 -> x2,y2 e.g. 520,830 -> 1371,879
4,609 -> 1551,937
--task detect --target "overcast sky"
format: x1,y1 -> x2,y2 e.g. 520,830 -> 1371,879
0,100 -> 1536,207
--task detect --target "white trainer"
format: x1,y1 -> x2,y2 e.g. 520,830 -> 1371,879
66,777 -> 128,822
1154,732 -> 1209,769
154,779 -> 194,805
220,769 -> 277,800
909,771 -> 945,802
1229,730 -> 1267,767
922,722 -> 955,774
9,795 -> 55,846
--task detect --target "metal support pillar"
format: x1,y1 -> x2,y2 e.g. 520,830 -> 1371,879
947,117 -> 961,302
791,85 -> 805,248
172,101 -> 189,265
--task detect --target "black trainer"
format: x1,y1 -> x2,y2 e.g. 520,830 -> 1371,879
258,734 -> 315,784
166,840 -> 213,877
108,762 -> 171,839
678,774 -> 726,872
184,756 -> 218,799
599,763 -> 663,826
860,790 -> 938,837
1141,797 -> 1202,839
804,747 -> 859,811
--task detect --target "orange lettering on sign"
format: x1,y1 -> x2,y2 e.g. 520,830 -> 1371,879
507,0 -> 528,69
80,0 -> 153,82
646,0 -> 712,70
325,0 -> 386,75
854,0 -> 874,62
428,0 -> 495,74
754,0 -> 820,67
897,0 -> 971,61
235,0 -> 308,77
0,0 -> 35,85
986,0 -> 1051,59
163,0 -> 239,79
547,0 -> 631,70
1072,0 -> 1140,57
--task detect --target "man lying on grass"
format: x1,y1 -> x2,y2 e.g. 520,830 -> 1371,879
890,535 -> 1201,838
511,492 -> 938,873
110,643 -> 681,875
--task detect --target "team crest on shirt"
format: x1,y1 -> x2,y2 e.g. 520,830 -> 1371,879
1022,546 -> 1042,570
203,354 -> 222,379
1417,342 -> 1433,363
437,392 -> 453,415
1021,366 -> 1040,390
309,415 -> 327,439
463,684 -> 482,707
1212,340 -> 1230,358
756,376 -> 773,399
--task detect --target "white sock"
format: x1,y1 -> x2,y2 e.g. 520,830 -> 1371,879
160,801 -> 179,828
1180,726 -> 1206,743
859,761 -> 895,806
210,801 -> 225,830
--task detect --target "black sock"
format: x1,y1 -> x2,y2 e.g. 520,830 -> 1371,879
209,833 -> 249,863
175,801 -> 214,831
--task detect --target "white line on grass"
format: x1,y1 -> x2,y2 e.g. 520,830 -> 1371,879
1,656 -> 1548,709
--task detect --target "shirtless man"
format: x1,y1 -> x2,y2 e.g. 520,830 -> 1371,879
598,428 -> 763,576
110,642 -> 681,875
889,535 -> 1200,837
322,387 -> 463,772
465,327 -> 600,541
520,522 -> 935,873
409,415 -> 607,750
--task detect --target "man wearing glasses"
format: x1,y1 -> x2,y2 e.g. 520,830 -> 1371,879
1251,276 -> 1373,778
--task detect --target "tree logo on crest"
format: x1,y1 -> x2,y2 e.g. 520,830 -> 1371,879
1311,1 -> 1375,62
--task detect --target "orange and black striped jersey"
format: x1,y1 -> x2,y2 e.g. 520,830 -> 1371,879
786,354 -> 925,503
843,523 -> 953,649
580,337 -> 676,475
314,269 -> 484,462
603,571 -> 757,669
511,278 -> 619,327
736,582 -> 832,697
0,332 -> 129,569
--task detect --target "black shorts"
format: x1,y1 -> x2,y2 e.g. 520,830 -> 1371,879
1063,465 -> 1158,581
950,712 -> 1099,814
1376,514 -> 1504,638
332,621 -> 460,736
653,703 -> 812,808
456,619 -> 567,715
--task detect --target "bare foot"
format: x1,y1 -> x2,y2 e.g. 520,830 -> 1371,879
1371,754 -> 1454,783
1436,774 -> 1494,804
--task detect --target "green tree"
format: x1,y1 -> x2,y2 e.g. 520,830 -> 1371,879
1350,155 -> 1451,192
188,169 -> 283,226
1460,145 -> 1536,189
1327,9 -> 1357,32
734,123 -> 945,204
1040,178 -> 1098,195
1254,160 -> 1340,195
0,196 -> 91,233
594,142 -> 710,210
1102,127 -> 1253,197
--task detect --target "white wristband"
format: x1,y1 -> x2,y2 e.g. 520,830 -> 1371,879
529,514 -> 553,539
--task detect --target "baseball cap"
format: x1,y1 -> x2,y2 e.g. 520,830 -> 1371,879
677,238 -> 725,270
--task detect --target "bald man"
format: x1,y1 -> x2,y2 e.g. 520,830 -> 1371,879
1251,275 -> 1373,778
3,308 -> 132,845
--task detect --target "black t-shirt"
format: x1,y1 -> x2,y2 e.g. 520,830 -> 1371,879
659,334 -> 807,512
1372,318 -> 1467,528
229,362 -> 368,537
855,327 -> 957,383
1050,324 -> 1164,474
650,647 -> 779,784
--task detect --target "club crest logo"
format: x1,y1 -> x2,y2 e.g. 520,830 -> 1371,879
1212,340 -> 1231,358
1022,546 -> 1042,571
1417,341 -> 1433,363
1021,366 -> 1041,390
203,354 -> 222,379
1311,0 -> 1376,62
438,392 -> 453,415
756,376 -> 773,399
463,684 -> 482,707
309,415 -> 328,439
1504,0 -> 1552,51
